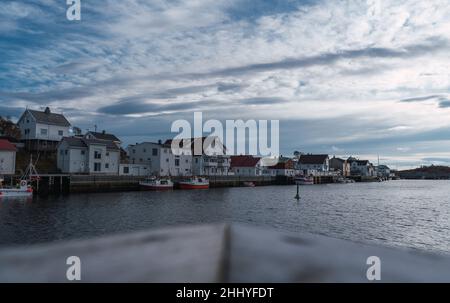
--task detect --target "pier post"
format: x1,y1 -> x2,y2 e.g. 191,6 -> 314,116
295,183 -> 300,200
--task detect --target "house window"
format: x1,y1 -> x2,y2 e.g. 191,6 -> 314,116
123,166 -> 129,174
81,150 -> 85,155
152,148 -> 158,156
105,163 -> 109,169
166,158 -> 169,162
132,149 -> 136,154
58,130 -> 63,136
106,152 -> 110,157
94,163 -> 101,172
175,159 -> 180,167
65,150 -> 68,155
143,149 -> 146,153
40,129 -> 48,135
195,158 -> 198,163
94,151 -> 102,159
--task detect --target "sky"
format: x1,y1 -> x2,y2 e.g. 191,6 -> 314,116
1,0 -> 450,169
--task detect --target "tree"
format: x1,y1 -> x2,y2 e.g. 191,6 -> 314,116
0,116 -> 21,139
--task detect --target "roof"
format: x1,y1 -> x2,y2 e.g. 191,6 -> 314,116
230,155 -> 261,168
61,137 -> 120,151
86,131 -> 121,142
269,157 -> 294,169
27,108 -> 71,127
348,159 -> 370,165
0,139 -> 17,151
330,157 -> 346,163
299,154 -> 329,165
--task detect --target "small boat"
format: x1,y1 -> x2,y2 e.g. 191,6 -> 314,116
243,181 -> 256,187
295,176 -> 314,185
179,177 -> 209,190
140,178 -> 174,190
336,177 -> 355,184
0,180 -> 33,198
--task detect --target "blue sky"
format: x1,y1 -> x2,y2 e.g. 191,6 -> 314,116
1,0 -> 450,169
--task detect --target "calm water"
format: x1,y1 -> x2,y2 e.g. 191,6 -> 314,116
0,180 -> 449,254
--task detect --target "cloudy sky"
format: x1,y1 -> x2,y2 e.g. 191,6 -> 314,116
1,0 -> 450,168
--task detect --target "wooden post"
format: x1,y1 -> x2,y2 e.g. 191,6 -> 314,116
295,183 -> 300,200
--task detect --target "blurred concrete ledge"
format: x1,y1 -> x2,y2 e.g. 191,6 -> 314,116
0,223 -> 449,283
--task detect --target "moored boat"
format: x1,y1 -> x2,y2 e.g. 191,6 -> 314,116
140,178 -> 174,190
0,180 -> 33,198
295,176 -> 314,185
179,177 -> 209,190
243,181 -> 256,187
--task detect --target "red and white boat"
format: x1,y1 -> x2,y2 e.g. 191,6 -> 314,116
295,176 -> 314,185
140,178 -> 174,190
0,179 -> 33,198
179,177 -> 209,190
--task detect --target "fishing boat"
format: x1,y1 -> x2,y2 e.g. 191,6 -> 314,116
0,156 -> 38,198
243,181 -> 255,187
139,177 -> 174,190
179,177 -> 209,190
295,176 -> 314,185
0,180 -> 33,198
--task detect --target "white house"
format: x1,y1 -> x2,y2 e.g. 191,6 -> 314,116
298,154 -> 329,174
57,137 -> 120,175
266,157 -> 296,177
375,165 -> 391,178
348,158 -> 375,177
119,163 -> 151,176
169,137 -> 231,176
127,141 -> 192,177
0,139 -> 16,175
230,155 -> 264,176
17,107 -> 71,151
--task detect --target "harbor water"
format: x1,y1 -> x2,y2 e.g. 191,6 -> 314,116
0,180 -> 449,255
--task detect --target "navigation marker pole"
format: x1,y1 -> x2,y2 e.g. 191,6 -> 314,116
295,182 -> 300,200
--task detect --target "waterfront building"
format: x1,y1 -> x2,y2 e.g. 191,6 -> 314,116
375,165 -> 391,178
230,155 -> 264,176
347,158 -> 375,177
185,137 -> 231,176
119,163 -> 151,176
57,137 -> 120,175
0,139 -> 17,175
329,156 -> 351,176
127,141 -> 192,177
266,157 -> 296,176
298,154 -> 329,175
17,107 -> 71,151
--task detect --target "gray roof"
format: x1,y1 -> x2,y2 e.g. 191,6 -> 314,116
28,109 -> 71,127
62,137 -> 119,151
87,131 -> 121,142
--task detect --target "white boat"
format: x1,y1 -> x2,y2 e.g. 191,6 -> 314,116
0,156 -> 38,198
140,178 -> 174,190
0,180 -> 33,198
295,176 -> 314,185
179,177 -> 209,190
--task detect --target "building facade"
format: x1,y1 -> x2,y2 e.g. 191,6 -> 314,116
298,154 -> 330,175
0,139 -> 16,175
17,107 -> 71,151
266,157 -> 296,176
127,141 -> 192,177
348,158 -> 375,177
57,137 -> 120,175
230,155 -> 264,176
329,157 -> 351,177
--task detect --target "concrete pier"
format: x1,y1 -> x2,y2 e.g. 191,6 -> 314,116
0,224 -> 449,282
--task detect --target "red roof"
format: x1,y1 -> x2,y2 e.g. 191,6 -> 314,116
230,155 -> 260,168
0,139 -> 16,151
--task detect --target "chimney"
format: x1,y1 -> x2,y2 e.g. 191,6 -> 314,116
158,139 -> 162,145
102,130 -> 106,134
44,107 -> 51,114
